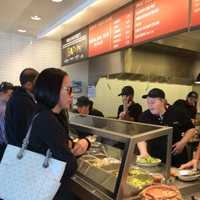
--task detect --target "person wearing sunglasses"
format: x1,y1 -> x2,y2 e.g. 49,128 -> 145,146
28,68 -> 90,199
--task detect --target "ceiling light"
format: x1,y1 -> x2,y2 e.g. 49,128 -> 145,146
51,0 -> 63,2
31,16 -> 41,21
18,29 -> 27,33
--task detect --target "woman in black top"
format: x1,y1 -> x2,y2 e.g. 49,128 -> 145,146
28,68 -> 90,199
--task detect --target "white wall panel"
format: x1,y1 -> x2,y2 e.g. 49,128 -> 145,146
94,78 -> 192,117
0,31 -> 61,84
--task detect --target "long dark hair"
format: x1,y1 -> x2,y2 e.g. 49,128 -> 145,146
34,68 -> 68,109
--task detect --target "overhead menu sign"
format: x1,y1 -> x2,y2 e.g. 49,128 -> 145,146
111,5 -> 133,50
133,0 -> 189,44
191,0 -> 200,28
62,29 -> 88,65
88,4 -> 133,57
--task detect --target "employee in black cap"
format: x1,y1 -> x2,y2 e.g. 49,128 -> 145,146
137,88 -> 196,167
117,86 -> 142,121
173,91 -> 198,123
73,96 -> 104,117
73,96 -> 91,115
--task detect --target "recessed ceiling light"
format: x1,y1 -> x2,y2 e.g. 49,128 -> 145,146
51,0 -> 63,2
18,29 -> 26,33
31,16 -> 41,21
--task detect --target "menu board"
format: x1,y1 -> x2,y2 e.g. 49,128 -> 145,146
62,29 -> 88,65
191,0 -> 200,28
111,5 -> 133,50
134,0 -> 189,44
89,4 -> 133,57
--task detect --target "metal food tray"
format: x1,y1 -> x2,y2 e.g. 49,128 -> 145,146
77,155 -> 151,196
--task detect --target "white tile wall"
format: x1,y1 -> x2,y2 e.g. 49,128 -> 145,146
93,78 -> 193,117
0,31 -> 61,84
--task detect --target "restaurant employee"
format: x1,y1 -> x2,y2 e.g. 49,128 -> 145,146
117,86 -> 142,121
173,91 -> 198,123
180,142 -> 200,170
138,88 -> 196,167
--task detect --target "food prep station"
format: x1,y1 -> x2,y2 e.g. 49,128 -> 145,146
68,113 -> 200,200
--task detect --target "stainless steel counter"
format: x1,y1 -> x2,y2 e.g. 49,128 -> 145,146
69,113 -> 173,199
175,179 -> 200,197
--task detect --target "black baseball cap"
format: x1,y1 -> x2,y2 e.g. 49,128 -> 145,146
142,88 -> 165,99
118,86 -> 134,96
187,91 -> 198,99
0,82 -> 14,92
76,96 -> 91,107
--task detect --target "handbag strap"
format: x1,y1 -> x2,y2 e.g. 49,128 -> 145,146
17,113 -> 52,168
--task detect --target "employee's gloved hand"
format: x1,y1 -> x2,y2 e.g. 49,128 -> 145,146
119,111 -> 127,120
172,141 -> 186,155
72,139 -> 89,156
180,159 -> 198,170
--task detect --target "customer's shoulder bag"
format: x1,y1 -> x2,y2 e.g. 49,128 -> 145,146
0,113 -> 66,200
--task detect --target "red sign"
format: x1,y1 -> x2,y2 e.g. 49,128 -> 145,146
133,0 -> 189,44
111,5 -> 133,50
89,4 -> 133,57
89,17 -> 112,57
191,0 -> 200,27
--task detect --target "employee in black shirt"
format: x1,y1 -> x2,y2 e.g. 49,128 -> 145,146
173,91 -> 198,123
73,96 -> 104,117
180,142 -> 200,170
138,88 -> 196,167
89,100 -> 104,117
117,86 -> 142,121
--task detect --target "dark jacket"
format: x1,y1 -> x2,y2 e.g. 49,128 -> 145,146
89,108 -> 104,117
28,106 -> 77,178
5,86 -> 36,146
28,105 -> 78,200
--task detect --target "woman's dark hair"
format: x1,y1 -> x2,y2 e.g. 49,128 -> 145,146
34,68 -> 68,109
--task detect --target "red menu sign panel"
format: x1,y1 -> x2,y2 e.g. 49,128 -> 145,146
191,0 -> 200,27
89,4 -> 133,57
134,0 -> 189,44
111,5 -> 133,50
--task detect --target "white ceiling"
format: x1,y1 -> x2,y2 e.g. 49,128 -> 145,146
0,0 -> 199,42
0,0 -> 132,40
0,0 -> 89,37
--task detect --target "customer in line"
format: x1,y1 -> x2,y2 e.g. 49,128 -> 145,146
0,82 -> 14,160
137,88 -> 196,167
29,68 -> 89,199
5,68 -> 39,146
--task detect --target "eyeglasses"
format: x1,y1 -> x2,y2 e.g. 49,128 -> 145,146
63,86 -> 72,95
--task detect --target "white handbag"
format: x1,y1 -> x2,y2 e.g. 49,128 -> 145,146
0,114 -> 66,200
